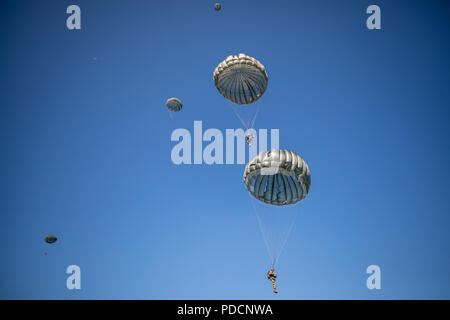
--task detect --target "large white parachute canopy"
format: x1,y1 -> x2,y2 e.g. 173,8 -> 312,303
214,54 -> 268,105
244,150 -> 311,205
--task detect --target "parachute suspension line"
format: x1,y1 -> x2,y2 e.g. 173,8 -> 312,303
238,62 -> 261,130
272,210 -> 299,267
230,103 -> 260,132
226,62 -> 246,129
229,101 -> 248,129
249,101 -> 260,129
227,97 -> 261,130
251,198 -> 275,265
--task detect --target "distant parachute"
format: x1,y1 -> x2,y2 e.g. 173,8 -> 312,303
166,97 -> 182,120
44,235 -> 57,244
244,150 -> 310,205
166,97 -> 183,112
214,54 -> 268,105
214,3 -> 221,11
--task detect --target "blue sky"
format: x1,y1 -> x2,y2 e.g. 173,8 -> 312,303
0,0 -> 449,299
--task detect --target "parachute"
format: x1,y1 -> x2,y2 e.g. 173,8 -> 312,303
213,54 -> 268,144
166,97 -> 182,120
44,235 -> 57,244
244,150 -> 311,290
214,3 -> 221,11
43,235 -> 58,256
214,54 -> 268,105
244,150 -> 310,206
166,97 -> 183,112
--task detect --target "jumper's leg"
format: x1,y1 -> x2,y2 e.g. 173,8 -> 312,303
272,279 -> 278,294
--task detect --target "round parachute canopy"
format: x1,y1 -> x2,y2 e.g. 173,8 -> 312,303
244,150 -> 311,206
214,3 -> 221,11
44,235 -> 57,244
213,54 -> 268,105
166,97 -> 183,112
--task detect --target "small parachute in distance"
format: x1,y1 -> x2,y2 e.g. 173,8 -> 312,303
44,235 -> 57,244
214,3 -> 221,11
166,97 -> 183,112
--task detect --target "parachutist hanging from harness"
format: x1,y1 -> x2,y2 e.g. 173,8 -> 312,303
244,150 -> 311,295
214,54 -> 267,146
267,268 -> 278,294
246,133 -> 254,146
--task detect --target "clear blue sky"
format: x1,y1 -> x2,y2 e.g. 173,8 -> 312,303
1,0 -> 449,299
